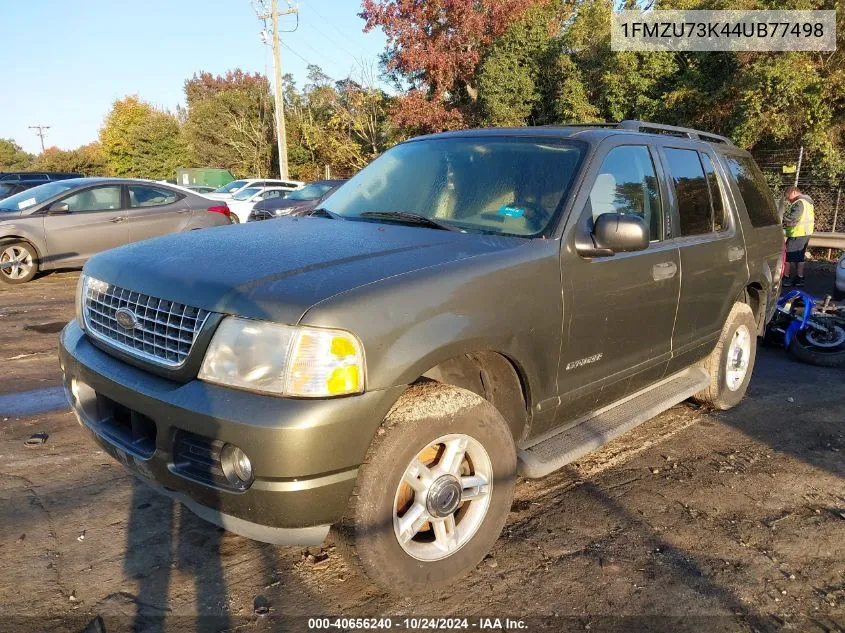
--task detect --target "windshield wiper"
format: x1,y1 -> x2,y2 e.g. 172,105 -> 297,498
359,211 -> 463,232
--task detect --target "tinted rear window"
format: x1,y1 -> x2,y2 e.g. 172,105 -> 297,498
723,155 -> 779,227
664,148 -> 712,237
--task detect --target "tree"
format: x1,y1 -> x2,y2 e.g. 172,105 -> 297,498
31,143 -> 107,176
183,70 -> 275,178
0,139 -> 34,171
100,96 -> 188,179
360,0 -> 549,133
283,65 -> 396,180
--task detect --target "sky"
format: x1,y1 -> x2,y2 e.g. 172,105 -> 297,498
2,0 -> 388,154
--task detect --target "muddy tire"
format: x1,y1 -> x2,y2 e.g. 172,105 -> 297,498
0,241 -> 38,285
693,302 -> 758,410
333,382 -> 516,594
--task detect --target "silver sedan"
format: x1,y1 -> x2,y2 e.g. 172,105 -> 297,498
0,178 -> 233,284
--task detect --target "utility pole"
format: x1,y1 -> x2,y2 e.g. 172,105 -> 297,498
254,0 -> 297,180
794,146 -> 804,187
29,125 -> 50,153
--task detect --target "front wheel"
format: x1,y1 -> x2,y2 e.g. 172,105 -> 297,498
694,302 -> 758,410
788,315 -> 845,367
0,242 -> 38,284
334,383 -> 516,594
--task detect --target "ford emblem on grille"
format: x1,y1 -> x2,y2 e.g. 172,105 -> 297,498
115,307 -> 138,330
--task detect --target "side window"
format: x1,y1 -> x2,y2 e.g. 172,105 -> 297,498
588,145 -> 663,242
664,148 -> 712,237
128,186 -> 179,208
724,155 -> 779,227
700,154 -> 727,232
260,190 -> 282,200
61,186 -> 122,213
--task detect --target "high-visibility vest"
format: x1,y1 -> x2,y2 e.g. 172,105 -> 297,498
784,197 -> 815,238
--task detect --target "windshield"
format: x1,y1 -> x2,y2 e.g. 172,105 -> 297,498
0,181 -> 77,212
233,187 -> 261,201
287,182 -> 334,201
214,180 -> 248,194
321,137 -> 585,236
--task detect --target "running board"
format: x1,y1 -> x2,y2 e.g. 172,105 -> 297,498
517,367 -> 709,479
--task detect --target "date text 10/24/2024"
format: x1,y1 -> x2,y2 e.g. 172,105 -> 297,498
307,617 -> 528,630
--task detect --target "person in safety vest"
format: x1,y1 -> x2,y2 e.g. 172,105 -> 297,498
782,185 -> 815,288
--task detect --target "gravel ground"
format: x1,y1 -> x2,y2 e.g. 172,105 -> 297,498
0,267 -> 842,633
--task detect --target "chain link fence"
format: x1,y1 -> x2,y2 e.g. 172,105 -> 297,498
751,147 -> 844,258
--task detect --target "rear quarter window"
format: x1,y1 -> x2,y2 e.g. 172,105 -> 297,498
723,155 -> 779,227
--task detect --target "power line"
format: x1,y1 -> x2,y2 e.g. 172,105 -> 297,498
28,125 -> 50,153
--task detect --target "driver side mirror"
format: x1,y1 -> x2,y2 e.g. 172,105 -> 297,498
577,212 -> 650,257
47,202 -> 70,215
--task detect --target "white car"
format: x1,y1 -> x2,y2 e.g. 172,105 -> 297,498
835,252 -> 845,301
207,178 -> 302,201
226,187 -> 292,223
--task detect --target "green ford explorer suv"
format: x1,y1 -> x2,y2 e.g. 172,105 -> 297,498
60,121 -> 784,593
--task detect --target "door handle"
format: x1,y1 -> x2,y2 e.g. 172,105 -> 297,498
109,217 -> 126,223
652,261 -> 678,281
728,246 -> 745,262
177,209 -> 191,214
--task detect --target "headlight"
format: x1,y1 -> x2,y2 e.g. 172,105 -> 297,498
198,317 -> 365,397
76,274 -> 109,331
75,274 -> 87,328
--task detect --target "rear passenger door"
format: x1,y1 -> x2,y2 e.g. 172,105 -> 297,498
557,141 -> 680,428
126,185 -> 189,242
657,144 -> 749,374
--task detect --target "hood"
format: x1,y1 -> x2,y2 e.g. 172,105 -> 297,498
0,210 -> 22,220
85,217 -> 525,324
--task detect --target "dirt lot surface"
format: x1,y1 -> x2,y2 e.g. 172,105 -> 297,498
0,267 -> 843,633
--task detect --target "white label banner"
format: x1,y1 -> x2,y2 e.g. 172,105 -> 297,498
612,10 -> 837,52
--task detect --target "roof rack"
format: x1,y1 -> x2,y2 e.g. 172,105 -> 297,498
617,120 -> 735,145
554,120 -> 734,146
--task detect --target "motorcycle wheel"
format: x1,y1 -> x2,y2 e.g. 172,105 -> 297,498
788,315 -> 845,368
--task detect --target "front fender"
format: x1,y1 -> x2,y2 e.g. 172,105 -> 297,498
0,217 -> 46,258
299,241 -> 564,413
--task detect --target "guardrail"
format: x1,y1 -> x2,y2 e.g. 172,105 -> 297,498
809,232 -> 845,250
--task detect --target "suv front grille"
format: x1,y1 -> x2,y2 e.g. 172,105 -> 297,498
83,280 -> 210,368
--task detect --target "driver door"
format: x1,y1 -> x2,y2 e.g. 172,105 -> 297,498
44,185 -> 131,265
555,142 -> 681,428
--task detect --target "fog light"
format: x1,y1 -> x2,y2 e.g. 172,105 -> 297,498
221,444 -> 253,484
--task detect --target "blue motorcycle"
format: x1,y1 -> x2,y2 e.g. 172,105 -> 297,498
766,290 -> 845,367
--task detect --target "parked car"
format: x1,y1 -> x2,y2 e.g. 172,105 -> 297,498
185,185 -> 217,194
0,178 -> 232,284
0,179 -> 43,201
0,171 -> 82,182
835,252 -> 845,300
226,186 -> 293,223
249,180 -> 347,221
60,122 -> 783,594
206,178 -> 302,200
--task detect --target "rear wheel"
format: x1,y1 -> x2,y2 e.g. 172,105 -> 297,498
0,242 -> 38,284
694,302 -> 758,410
334,383 -> 516,594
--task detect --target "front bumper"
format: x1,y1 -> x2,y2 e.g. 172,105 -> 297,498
60,321 -> 404,544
